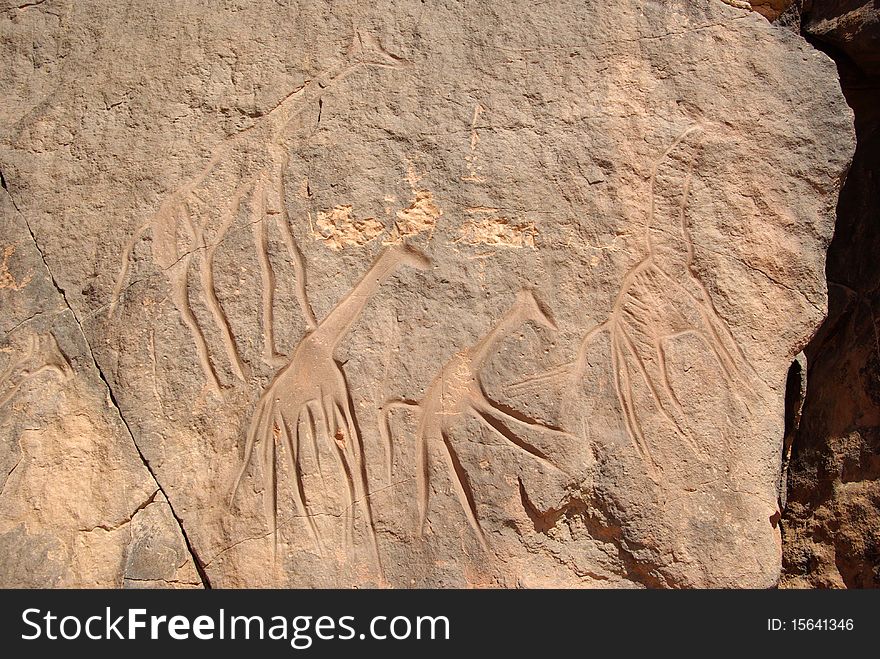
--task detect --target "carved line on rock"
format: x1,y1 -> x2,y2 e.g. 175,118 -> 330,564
109,31 -> 409,392
0,332 -> 72,410
507,126 -> 759,477
378,289 -> 571,552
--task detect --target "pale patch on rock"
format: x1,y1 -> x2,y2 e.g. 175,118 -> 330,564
387,190 -> 442,242
0,245 -> 32,291
457,215 -> 537,248
315,204 -> 384,250
747,1 -> 794,20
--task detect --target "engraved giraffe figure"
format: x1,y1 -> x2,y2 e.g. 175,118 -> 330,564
508,127 -> 758,474
0,333 -> 72,409
108,32 -> 408,391
231,244 -> 429,568
379,290 -> 570,551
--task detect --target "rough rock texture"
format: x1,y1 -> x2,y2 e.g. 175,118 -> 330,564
0,0 -> 853,588
802,0 -> 880,72
0,190 -> 201,588
779,0 -> 880,589
750,1 -> 797,21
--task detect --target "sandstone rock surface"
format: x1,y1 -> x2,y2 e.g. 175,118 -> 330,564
0,190 -> 200,587
1,0 -> 853,587
778,0 -> 880,589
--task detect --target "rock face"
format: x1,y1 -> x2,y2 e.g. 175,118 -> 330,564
750,1 -> 797,21
802,0 -> 880,72
1,0 -> 853,587
779,0 -> 880,589
0,191 -> 201,588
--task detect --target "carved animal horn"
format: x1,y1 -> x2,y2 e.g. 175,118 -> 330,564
391,242 -> 431,270
516,288 -> 557,331
349,30 -> 409,68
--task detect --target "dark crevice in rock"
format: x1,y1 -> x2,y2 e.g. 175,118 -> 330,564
91,356 -> 213,589
13,1 -> 49,10
779,353 -> 807,510
80,489 -> 159,534
1,170 -> 20,214
0,180 -> 212,589
777,1 -> 880,588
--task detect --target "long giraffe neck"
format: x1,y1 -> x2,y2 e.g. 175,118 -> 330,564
267,60 -> 362,141
312,247 -> 414,350
647,126 -> 701,261
467,302 -> 523,370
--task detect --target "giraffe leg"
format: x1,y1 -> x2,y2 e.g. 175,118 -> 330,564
469,402 -> 563,474
169,256 -> 221,392
278,408 -> 323,554
415,419 -> 431,539
261,404 -> 278,564
108,221 -> 150,317
336,401 -> 383,575
618,327 -> 704,458
437,428 -> 489,553
302,399 -> 327,492
321,394 -> 355,550
251,180 -> 285,368
377,399 -> 420,483
199,192 -> 248,381
231,393 -> 271,504
612,334 -> 660,478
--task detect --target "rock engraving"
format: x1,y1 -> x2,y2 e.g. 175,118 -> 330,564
109,32 -> 409,391
511,128 -> 757,474
379,290 -> 570,550
0,333 -> 71,410
231,244 -> 429,568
